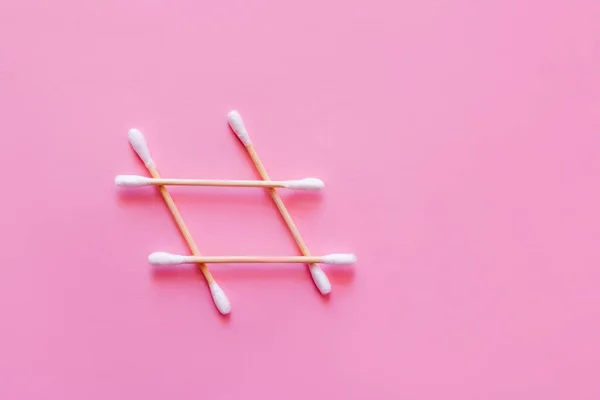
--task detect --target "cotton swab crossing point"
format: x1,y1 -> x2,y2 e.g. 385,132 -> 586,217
228,110 -> 332,295
148,252 -> 357,266
115,175 -> 324,190
128,129 -> 231,315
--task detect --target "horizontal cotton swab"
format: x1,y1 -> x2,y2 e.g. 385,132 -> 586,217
128,128 -> 231,315
148,252 -> 357,266
115,175 -> 324,190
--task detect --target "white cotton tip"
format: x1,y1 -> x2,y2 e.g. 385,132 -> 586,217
148,252 -> 188,266
227,110 -> 252,146
321,253 -> 357,265
309,265 -> 332,295
284,178 -> 325,191
209,282 -> 231,315
114,175 -> 152,187
128,128 -> 155,168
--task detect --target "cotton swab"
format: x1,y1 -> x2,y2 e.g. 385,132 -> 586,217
115,175 -> 324,190
148,252 -> 357,266
128,129 -> 231,315
227,110 -> 332,295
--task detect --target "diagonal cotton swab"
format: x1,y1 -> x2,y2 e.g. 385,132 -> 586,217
148,252 -> 357,266
114,175 -> 324,190
128,129 -> 231,315
227,110 -> 332,295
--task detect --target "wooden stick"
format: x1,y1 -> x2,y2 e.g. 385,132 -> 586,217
190,256 -> 329,263
247,147 -> 309,248
147,166 -> 216,284
149,177 -> 290,187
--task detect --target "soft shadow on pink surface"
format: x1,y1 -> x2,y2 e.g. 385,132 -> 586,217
282,190 -> 326,208
149,268 -> 233,321
151,263 -> 355,292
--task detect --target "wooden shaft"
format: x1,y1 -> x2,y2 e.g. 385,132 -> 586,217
184,256 -> 326,264
146,178 -> 287,188
147,166 -> 214,283
246,145 -> 320,271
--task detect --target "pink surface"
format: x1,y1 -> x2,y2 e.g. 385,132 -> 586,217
1,0 -> 599,398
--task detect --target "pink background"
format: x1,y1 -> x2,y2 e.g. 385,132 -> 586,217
1,0 -> 599,398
